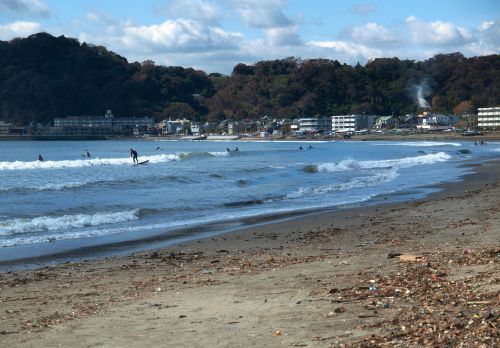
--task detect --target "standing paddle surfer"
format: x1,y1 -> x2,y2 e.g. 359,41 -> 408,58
130,148 -> 138,164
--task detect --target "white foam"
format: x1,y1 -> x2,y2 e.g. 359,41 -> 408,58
372,141 -> 461,147
0,154 -> 181,171
0,209 -> 140,236
209,151 -> 230,158
317,152 -> 451,173
286,168 -> 398,199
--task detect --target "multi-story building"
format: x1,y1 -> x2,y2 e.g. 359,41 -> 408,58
0,121 -> 12,135
228,121 -> 242,135
160,118 -> 190,135
295,117 -> 331,134
54,110 -> 154,136
331,114 -> 375,132
477,107 -> 500,129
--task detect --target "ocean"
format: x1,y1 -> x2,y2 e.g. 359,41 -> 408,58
1,139 -> 498,268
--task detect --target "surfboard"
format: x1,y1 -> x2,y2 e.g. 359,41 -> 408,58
137,160 -> 149,165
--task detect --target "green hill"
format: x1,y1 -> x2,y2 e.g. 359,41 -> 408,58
1,33 -> 499,126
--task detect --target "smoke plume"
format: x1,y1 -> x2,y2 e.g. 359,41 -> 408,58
407,78 -> 432,109
415,85 -> 430,108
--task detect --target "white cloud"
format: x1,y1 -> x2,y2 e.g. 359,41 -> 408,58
476,20 -> 494,32
463,19 -> 500,56
164,0 -> 222,24
406,16 -> 472,47
264,25 -> 301,46
78,18 -> 244,61
347,22 -> 397,44
351,3 -> 377,15
476,19 -> 500,46
122,19 -> 243,52
0,0 -> 50,17
309,40 -> 382,61
0,21 -> 41,40
231,0 -> 291,28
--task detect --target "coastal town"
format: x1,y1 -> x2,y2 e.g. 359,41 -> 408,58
1,1 -> 499,347
0,106 -> 499,140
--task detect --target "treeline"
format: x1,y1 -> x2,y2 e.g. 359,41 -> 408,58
0,33 -> 215,125
1,33 -> 499,126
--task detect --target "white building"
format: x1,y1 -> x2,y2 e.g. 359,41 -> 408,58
190,123 -> 201,135
478,107 -> 500,129
0,121 -> 12,135
54,110 -> 154,136
161,119 -> 190,135
331,114 -> 375,132
417,113 -> 457,129
296,118 -> 331,133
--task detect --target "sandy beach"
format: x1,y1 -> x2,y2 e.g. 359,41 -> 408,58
0,159 -> 498,347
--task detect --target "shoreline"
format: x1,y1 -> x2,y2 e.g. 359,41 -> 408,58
1,131 -> 500,142
0,154 -> 492,271
0,159 -> 498,346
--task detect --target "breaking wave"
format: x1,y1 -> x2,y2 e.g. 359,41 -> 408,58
0,209 -> 140,236
0,154 -> 181,171
286,168 -> 398,199
0,151 -> 234,171
315,152 -> 451,173
178,151 -> 230,160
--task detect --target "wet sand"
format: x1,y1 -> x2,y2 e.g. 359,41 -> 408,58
0,160 -> 498,347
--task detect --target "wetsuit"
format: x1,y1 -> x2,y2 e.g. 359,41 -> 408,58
131,149 -> 138,163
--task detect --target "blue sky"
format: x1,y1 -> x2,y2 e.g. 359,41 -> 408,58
0,0 -> 498,73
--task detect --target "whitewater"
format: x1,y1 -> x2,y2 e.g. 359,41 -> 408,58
0,139 -> 498,266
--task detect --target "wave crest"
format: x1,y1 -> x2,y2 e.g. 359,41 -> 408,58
317,152 -> 451,173
0,209 -> 140,236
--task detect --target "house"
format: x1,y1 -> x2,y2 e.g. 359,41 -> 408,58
417,113 -> 457,130
190,123 -> 202,135
375,116 -> 398,129
161,118 -> 190,135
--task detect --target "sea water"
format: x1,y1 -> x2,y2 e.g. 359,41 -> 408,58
0,139 -> 498,267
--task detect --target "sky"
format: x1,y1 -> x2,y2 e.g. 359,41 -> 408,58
0,0 -> 499,74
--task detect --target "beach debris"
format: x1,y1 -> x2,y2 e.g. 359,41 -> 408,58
325,311 -> 336,318
330,246 -> 499,346
274,329 -> 281,336
334,306 -> 346,314
398,254 -> 426,262
387,252 -> 403,258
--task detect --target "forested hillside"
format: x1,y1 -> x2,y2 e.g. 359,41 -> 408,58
1,33 -> 499,126
207,54 -> 499,121
0,33 -> 215,125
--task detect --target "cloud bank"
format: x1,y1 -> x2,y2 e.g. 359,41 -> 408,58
0,0 -> 498,73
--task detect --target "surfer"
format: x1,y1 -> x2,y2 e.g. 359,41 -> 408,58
234,147 -> 239,152
37,154 -> 44,161
226,147 -> 231,152
299,146 -> 303,150
86,151 -> 91,157
308,145 -> 313,149
130,148 -> 138,164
